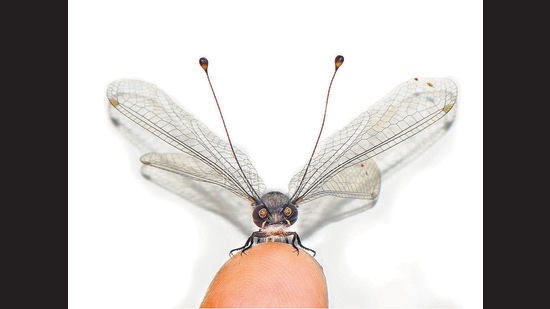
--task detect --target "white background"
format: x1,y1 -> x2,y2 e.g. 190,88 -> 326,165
68,1 -> 482,308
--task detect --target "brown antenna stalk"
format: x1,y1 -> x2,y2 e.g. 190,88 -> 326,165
291,55 -> 344,202
199,57 -> 261,202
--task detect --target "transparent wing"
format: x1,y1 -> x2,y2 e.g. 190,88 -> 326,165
292,159 -> 380,239
289,78 -> 458,205
107,79 -> 266,203
141,164 -> 254,236
140,152 -> 258,200
293,94 -> 457,237
295,158 -> 381,202
293,197 -> 377,239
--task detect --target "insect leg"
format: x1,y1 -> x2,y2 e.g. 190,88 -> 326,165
290,232 -> 300,255
229,234 -> 253,257
290,232 -> 316,257
229,231 -> 262,256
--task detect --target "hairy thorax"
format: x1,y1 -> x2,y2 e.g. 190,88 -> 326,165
261,224 -> 289,236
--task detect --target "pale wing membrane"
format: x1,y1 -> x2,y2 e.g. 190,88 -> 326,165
298,159 -> 381,202
289,78 -> 457,204
374,97 -> 457,180
294,112 -> 456,238
294,102 -> 456,238
109,102 -> 175,154
292,159 -> 380,239
140,152 -> 254,199
141,165 -> 253,235
107,80 -> 266,202
294,198 -> 377,239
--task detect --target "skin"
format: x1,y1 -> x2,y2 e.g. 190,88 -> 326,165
200,242 -> 328,308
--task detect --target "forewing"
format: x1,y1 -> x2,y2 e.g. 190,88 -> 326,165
107,79 -> 266,202
140,152 -> 257,200
289,78 -> 457,204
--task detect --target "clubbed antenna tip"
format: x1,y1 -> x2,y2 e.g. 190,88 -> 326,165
335,55 -> 344,71
199,57 -> 209,72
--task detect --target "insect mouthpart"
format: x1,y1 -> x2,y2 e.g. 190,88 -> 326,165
261,219 -> 292,228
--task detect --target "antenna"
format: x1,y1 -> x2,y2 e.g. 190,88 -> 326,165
199,57 -> 262,202
291,55 -> 344,202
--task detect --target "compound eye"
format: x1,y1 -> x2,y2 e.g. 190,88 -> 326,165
283,206 -> 292,217
258,208 -> 268,219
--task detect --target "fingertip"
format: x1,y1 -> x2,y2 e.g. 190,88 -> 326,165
200,242 -> 328,308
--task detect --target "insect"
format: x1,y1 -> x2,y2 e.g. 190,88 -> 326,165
107,56 -> 457,256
